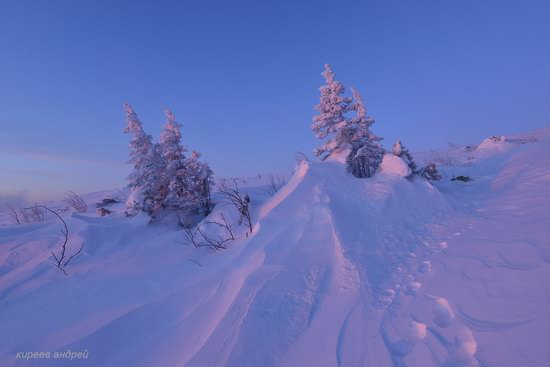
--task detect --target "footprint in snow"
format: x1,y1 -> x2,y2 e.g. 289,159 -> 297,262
418,260 -> 431,273
378,289 -> 396,307
442,327 -> 478,367
407,281 -> 422,295
433,298 -> 455,328
391,321 -> 427,357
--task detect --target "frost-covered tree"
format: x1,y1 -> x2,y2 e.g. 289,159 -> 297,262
392,139 -> 418,173
391,139 -> 403,156
346,88 -> 385,178
123,103 -> 163,215
158,107 -> 190,211
311,64 -> 353,159
310,65 -> 385,175
421,163 -> 442,181
185,150 -> 214,215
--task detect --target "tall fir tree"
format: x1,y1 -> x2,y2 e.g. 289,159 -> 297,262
123,103 -> 163,215
392,139 -> 418,173
159,107 -> 190,211
311,64 -> 353,159
346,88 -> 385,178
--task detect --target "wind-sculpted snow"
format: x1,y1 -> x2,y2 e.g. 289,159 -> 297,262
1,130 -> 550,366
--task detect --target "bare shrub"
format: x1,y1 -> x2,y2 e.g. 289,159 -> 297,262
219,179 -> 253,235
205,213 -> 235,241
8,205 -> 47,224
183,227 -> 226,251
64,191 -> 87,213
27,205 -> 84,275
5,204 -> 21,225
182,214 -> 235,251
19,207 -> 31,223
264,173 -> 287,196
28,205 -> 47,222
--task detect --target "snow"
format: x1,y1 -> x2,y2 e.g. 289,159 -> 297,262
379,153 -> 412,177
325,146 -> 351,164
1,129 -> 550,366
444,327 -> 478,367
476,135 -> 509,152
409,321 -> 427,342
432,297 -> 455,328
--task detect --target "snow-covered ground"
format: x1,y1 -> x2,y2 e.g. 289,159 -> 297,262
1,129 -> 549,366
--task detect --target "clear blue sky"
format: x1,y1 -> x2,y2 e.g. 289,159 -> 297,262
1,0 -> 549,202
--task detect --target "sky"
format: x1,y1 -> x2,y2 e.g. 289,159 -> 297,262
1,0 -> 549,202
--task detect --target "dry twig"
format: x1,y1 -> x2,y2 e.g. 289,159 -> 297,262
26,205 -> 84,275
64,191 -> 87,213
219,179 -> 253,234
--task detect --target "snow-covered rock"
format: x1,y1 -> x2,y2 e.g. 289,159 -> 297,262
477,135 -> 509,152
379,153 -> 412,177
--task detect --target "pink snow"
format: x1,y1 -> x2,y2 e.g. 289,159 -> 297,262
0,129 -> 549,366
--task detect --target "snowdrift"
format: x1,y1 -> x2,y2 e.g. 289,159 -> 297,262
379,153 -> 412,177
1,129 -> 550,366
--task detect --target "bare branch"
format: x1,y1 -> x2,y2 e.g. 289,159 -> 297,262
14,205 -> 47,223
5,204 -> 20,225
204,212 -> 235,240
64,243 -> 84,267
181,214 -> 235,252
264,173 -> 287,196
27,205 -> 83,275
184,227 -> 198,247
51,251 -> 61,264
63,191 -> 88,213
19,208 -> 31,223
188,259 -> 203,267
53,261 -> 68,276
219,179 -> 253,234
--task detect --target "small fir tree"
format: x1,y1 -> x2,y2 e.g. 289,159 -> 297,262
346,88 -> 385,178
421,163 -> 442,181
392,139 -> 418,173
185,150 -> 214,215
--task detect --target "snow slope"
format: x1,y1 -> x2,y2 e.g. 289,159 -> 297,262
1,129 -> 549,366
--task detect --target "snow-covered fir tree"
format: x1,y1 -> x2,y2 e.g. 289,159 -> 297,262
158,108 -> 214,216
123,103 -> 163,215
392,139 -> 418,173
421,163 -> 442,181
123,104 -> 214,219
391,139 -> 403,156
311,64 -> 353,159
185,150 -> 214,215
346,88 -> 385,178
158,107 -> 190,211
